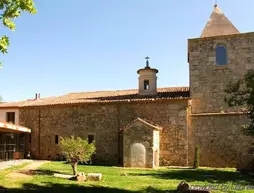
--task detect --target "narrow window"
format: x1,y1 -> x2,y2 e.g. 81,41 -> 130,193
29,134 -> 31,143
144,80 -> 149,90
215,44 -> 227,65
55,135 -> 59,144
6,112 -> 15,124
88,135 -> 94,144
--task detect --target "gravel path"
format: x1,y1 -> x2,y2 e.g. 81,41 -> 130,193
0,159 -> 33,170
7,160 -> 50,179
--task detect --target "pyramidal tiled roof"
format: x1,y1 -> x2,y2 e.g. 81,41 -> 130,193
200,4 -> 240,38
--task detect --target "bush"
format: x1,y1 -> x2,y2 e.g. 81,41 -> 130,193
194,145 -> 200,169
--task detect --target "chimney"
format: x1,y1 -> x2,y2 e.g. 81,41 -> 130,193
38,93 -> 40,99
35,93 -> 38,100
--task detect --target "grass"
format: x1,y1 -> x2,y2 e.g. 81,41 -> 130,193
0,161 -> 253,192
0,162 -> 30,179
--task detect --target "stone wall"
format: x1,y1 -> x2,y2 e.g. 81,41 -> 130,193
19,99 -> 189,166
188,32 -> 254,114
188,113 -> 254,167
19,108 -> 39,158
20,104 -> 119,164
118,101 -> 188,166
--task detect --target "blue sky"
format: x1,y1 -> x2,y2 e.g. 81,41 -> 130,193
0,0 -> 253,101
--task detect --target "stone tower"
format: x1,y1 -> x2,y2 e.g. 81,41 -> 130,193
137,57 -> 158,96
187,4 -> 254,168
188,4 -> 254,114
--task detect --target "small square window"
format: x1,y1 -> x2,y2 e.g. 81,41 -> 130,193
6,112 -> 15,124
144,80 -> 149,90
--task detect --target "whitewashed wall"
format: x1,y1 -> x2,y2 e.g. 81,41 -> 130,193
0,109 -> 19,125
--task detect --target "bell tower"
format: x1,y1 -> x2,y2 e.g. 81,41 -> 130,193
188,4 -> 251,113
137,57 -> 158,96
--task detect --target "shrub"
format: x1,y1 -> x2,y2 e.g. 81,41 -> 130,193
59,135 -> 96,175
194,145 -> 200,169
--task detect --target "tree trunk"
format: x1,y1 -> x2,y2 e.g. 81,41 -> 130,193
71,162 -> 78,176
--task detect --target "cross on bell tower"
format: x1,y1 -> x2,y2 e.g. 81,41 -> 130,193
145,56 -> 150,67
214,0 -> 218,7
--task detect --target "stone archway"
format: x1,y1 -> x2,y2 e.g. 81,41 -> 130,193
130,143 -> 146,168
122,117 -> 163,168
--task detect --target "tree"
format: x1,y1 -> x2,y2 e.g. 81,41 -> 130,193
224,69 -> 254,135
59,135 -> 96,176
0,0 -> 36,66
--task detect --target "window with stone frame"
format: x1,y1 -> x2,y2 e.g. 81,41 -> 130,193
215,44 -> 227,65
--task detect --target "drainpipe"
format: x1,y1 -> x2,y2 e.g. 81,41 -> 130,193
38,108 -> 41,158
186,101 -> 192,167
116,104 -> 121,166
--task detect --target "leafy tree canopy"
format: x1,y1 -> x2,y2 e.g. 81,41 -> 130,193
0,0 -> 36,66
59,135 -> 96,175
224,69 -> 254,135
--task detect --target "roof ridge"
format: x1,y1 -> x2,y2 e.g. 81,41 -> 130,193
0,86 -> 190,107
67,88 -> 138,95
67,86 -> 189,95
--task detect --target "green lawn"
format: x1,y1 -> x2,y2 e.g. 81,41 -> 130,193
0,161 -> 254,192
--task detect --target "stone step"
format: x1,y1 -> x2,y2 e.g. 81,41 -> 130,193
53,173 -> 73,179
87,173 -> 102,181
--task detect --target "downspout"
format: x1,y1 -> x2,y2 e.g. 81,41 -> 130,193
186,100 -> 192,167
186,106 -> 189,167
116,104 -> 121,165
38,108 -> 41,158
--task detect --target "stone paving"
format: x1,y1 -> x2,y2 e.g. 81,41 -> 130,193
0,159 -> 33,170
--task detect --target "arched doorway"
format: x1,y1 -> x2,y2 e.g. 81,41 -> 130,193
130,143 -> 146,167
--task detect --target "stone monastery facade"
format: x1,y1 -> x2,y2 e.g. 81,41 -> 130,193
0,4 -> 253,168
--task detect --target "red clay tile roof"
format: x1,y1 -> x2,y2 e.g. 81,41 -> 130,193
0,86 -> 190,107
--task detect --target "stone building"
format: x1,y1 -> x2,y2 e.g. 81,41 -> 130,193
0,4 -> 253,168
